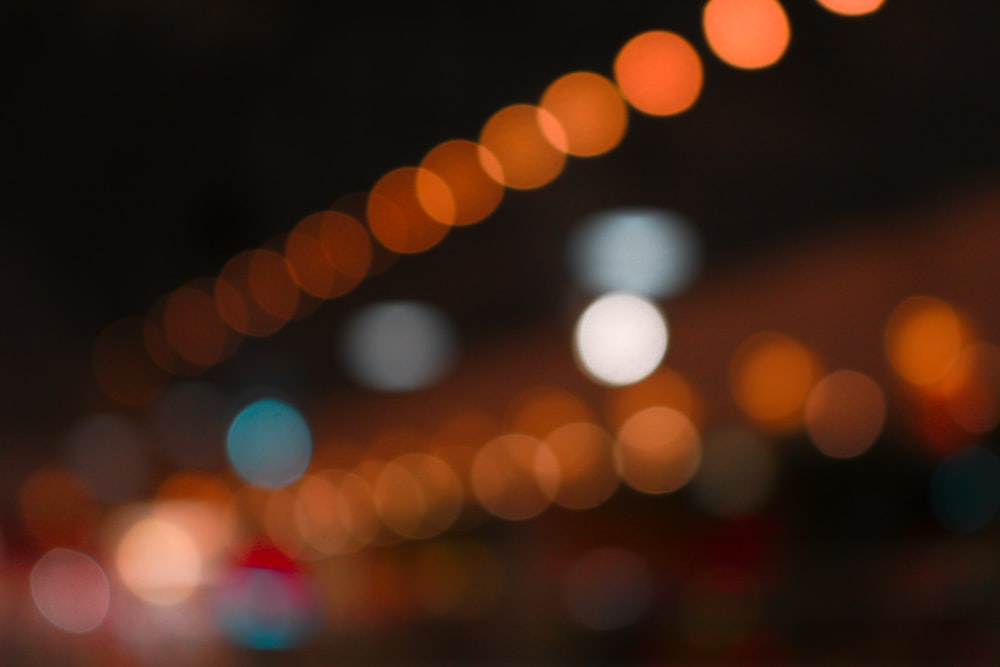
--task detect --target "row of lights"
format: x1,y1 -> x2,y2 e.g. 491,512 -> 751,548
91,0 -> 886,408
14,288 -> 1000,637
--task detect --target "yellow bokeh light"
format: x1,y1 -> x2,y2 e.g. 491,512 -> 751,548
540,71 -> 628,157
703,0 -> 792,70
816,0 -> 885,16
614,31 -> 703,116
478,104 -> 567,190
615,406 -> 701,495
885,295 -> 972,386
418,139 -> 504,226
730,332 -> 822,430
805,370 -> 886,458
368,168 -> 453,254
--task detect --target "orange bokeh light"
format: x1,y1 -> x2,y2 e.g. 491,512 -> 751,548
885,295 -> 972,387
614,406 -> 701,495
216,251 -> 289,337
248,248 -> 300,322
507,385 -> 593,439
540,71 -> 628,157
545,422 -> 619,510
368,167 -> 453,254
816,0 -> 885,16
92,317 -> 168,406
606,367 -> 703,430
285,210 -> 371,299
161,282 -> 239,369
614,31 -> 703,116
731,332 -> 822,430
419,140 -> 504,226
470,434 -> 560,521
393,452 -> 464,539
703,0 -> 791,70
941,343 -> 1000,434
19,468 -> 98,550
478,104 -> 567,190
805,370 -> 886,458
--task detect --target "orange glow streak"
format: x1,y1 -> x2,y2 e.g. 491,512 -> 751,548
215,251 -> 287,337
613,31 -> 703,116
703,0 -> 791,70
470,434 -> 560,521
941,344 -> 1000,434
805,370 -> 886,458
885,295 -> 972,387
19,468 -> 98,550
318,210 -> 372,291
545,422 -> 619,510
161,283 -> 239,368
605,367 -> 703,430
540,71 -> 628,157
816,0 -> 885,16
92,318 -> 168,406
478,104 -> 567,190
507,385 -> 592,438
614,406 -> 701,495
730,332 -> 822,430
419,140 -> 504,226
374,461 -> 428,539
393,452 -> 464,538
247,248 -> 300,321
368,168 -> 453,254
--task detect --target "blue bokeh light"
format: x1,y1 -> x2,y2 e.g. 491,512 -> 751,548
929,445 -> 1000,534
568,208 -> 701,299
213,566 -> 322,651
226,399 -> 312,489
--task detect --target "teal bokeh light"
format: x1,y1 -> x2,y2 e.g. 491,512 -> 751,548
226,399 -> 312,489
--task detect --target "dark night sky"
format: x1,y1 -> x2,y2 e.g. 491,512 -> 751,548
1,0 -> 999,445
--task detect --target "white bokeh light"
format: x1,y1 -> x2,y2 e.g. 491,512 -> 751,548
573,293 -> 668,386
341,301 -> 458,392
569,208 -> 701,299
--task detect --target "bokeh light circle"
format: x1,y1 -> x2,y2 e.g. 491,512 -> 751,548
116,517 -> 203,606
574,293 -> 668,386
816,0 -> 885,16
615,406 -> 702,495
804,370 -> 886,458
341,301 -> 458,392
569,208 -> 701,299
539,71 -> 628,157
226,399 -> 313,489
30,548 -> 110,633
703,0 -> 792,70
614,31 -> 703,116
